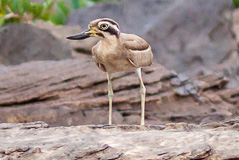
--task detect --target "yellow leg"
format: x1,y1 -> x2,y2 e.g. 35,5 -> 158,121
107,73 -> 114,125
136,68 -> 146,125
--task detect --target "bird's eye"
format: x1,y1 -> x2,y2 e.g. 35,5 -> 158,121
99,23 -> 109,30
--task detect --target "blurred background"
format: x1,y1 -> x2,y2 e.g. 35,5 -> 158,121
0,0 -> 239,126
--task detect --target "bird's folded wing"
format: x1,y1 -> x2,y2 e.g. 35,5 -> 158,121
92,54 -> 107,72
122,34 -> 153,68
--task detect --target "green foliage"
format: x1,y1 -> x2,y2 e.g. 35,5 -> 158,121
0,0 -> 62,26
49,0 -> 70,25
91,0 -> 120,2
233,0 -> 239,8
0,0 -> 121,27
0,15 -> 5,26
70,0 -> 89,8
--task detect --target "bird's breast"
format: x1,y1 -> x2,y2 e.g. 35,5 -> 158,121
93,46 -> 136,73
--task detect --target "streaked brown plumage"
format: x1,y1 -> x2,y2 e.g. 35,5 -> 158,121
67,18 -> 153,125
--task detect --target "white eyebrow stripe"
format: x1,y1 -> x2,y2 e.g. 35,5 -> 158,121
111,24 -> 119,32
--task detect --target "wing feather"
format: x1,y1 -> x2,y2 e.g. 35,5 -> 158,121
122,33 -> 153,68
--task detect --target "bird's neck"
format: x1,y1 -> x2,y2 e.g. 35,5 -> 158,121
100,34 -> 120,47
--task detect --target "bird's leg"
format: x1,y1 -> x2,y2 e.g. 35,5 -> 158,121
136,68 -> 146,125
107,73 -> 114,125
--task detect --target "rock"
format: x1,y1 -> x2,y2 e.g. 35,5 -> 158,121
174,86 -> 190,96
1,120 -> 239,159
177,74 -> 189,83
145,0 -> 236,74
124,115 -> 141,124
170,77 -> 181,86
233,9 -> 239,44
213,51 -> 239,88
174,82 -> 197,96
0,121 -> 49,130
0,55 -> 238,126
217,88 -> 239,107
0,23 -> 72,66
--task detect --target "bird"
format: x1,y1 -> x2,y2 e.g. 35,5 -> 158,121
66,18 -> 153,125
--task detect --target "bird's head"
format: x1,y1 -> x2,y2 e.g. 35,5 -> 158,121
66,18 -> 120,41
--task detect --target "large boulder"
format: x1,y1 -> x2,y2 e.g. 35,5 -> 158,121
67,0 -> 237,76
1,120 -> 239,159
0,23 -> 72,66
144,0 -> 236,74
0,55 -> 238,126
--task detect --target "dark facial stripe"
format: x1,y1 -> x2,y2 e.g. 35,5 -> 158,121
96,32 -> 105,38
106,26 -> 119,38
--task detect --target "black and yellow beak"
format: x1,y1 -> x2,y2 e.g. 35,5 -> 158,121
66,29 -> 99,40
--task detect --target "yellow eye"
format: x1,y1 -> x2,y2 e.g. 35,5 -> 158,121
100,23 -> 109,30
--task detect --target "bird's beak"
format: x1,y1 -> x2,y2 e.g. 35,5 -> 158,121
66,29 -> 99,40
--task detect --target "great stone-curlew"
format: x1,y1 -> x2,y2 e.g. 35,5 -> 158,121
67,18 -> 153,125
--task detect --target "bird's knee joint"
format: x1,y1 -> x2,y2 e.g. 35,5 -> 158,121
108,91 -> 114,98
140,86 -> 146,95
